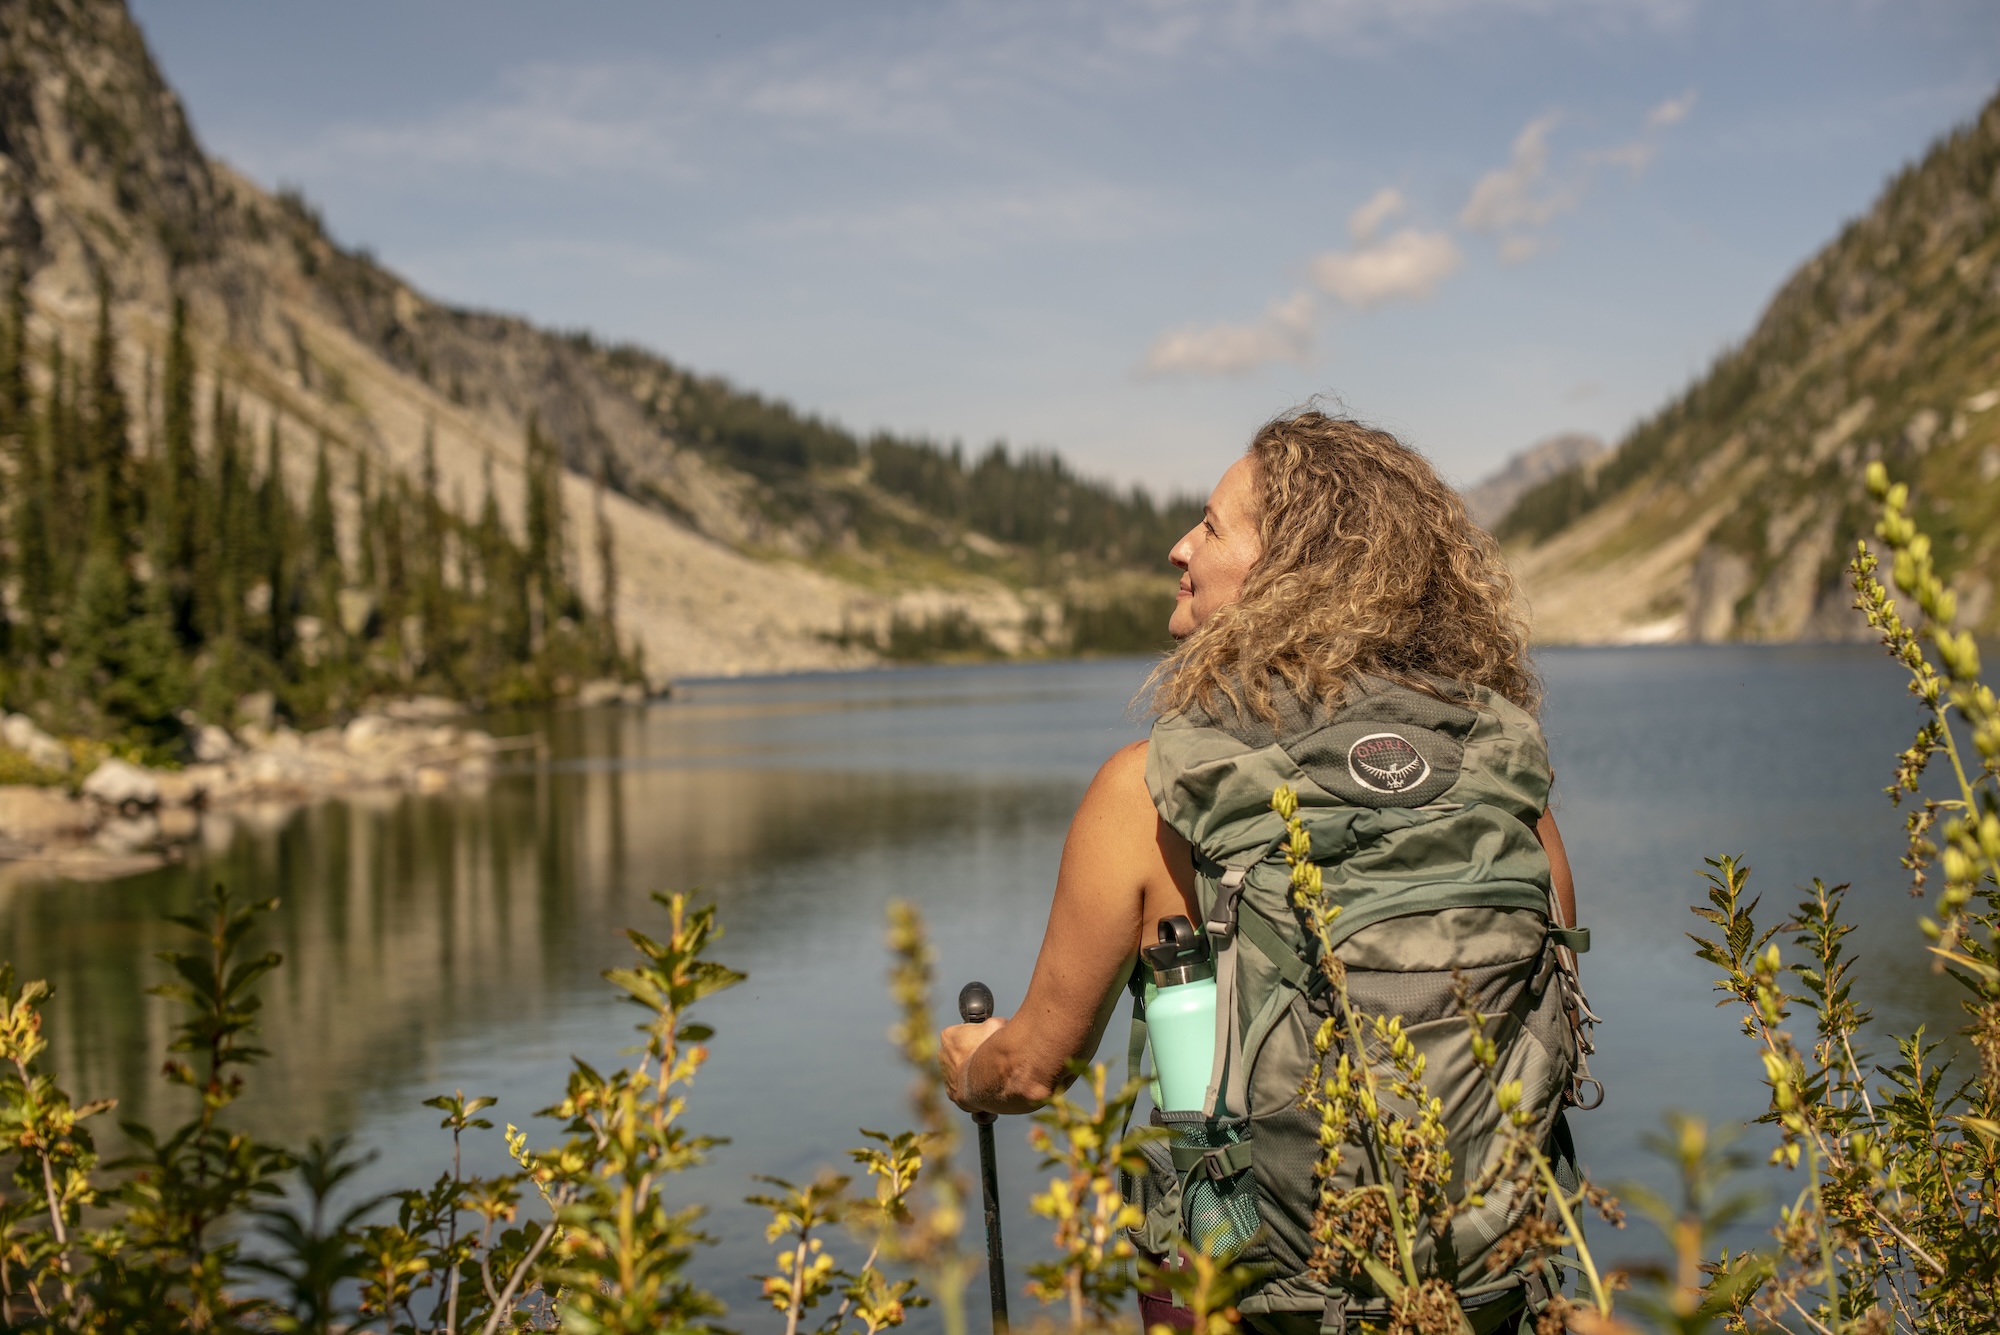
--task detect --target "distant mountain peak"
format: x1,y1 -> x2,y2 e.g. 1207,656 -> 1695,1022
1462,433 -> 1605,530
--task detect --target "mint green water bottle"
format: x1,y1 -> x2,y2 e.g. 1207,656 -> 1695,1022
1143,915 -> 1217,1112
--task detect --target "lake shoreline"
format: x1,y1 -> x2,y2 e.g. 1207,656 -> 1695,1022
0,698 -> 571,880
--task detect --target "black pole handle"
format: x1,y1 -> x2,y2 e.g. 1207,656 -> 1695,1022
959,980 -> 995,1025
957,979 -> 1008,1333
957,981 -> 997,1126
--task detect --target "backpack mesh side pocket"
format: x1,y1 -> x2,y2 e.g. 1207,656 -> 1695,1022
1159,1110 -> 1260,1263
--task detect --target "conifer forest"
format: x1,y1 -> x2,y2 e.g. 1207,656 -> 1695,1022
0,269 -> 636,757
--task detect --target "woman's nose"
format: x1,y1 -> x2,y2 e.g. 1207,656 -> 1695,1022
1169,536 -> 1192,568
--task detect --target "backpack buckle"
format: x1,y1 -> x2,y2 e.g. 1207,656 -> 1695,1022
1206,865 -> 1249,943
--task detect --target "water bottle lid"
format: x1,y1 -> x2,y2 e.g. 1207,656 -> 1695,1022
1143,914 -> 1214,987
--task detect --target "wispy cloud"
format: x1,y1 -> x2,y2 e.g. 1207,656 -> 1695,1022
1459,113 -> 1580,234
1457,93 -> 1696,261
1142,290 -> 1316,377
1647,89 -> 1698,128
1312,228 -> 1463,308
1347,186 -> 1408,243
1143,86 -> 1698,374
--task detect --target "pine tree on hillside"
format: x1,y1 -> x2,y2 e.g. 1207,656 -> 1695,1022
0,266 -> 25,446
417,423 -> 446,635
210,390 -> 250,643
522,415 -> 567,648
13,393 -> 52,654
592,459 -> 618,671
158,296 -> 199,645
0,271 -> 20,650
353,451 -> 375,590
83,275 -> 137,551
66,538 -> 181,747
378,476 -> 407,626
259,414 -> 292,663
307,436 -> 339,582
476,458 -> 524,667
45,343 -> 82,576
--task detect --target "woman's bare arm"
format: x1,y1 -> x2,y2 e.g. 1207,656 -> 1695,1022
940,740 -> 1196,1115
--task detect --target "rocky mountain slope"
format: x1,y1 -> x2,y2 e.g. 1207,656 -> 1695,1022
1495,88 -> 2000,645
0,0 -> 1193,681
1462,433 -> 1604,531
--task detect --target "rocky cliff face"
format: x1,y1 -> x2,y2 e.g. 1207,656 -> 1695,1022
1496,88 -> 2000,645
0,0 -> 1158,679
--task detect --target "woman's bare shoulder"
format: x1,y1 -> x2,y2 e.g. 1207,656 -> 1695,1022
1090,740 -> 1152,793
1074,740 -> 1155,820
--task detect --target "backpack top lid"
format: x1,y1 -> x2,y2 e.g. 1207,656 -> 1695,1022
1145,674 -> 1553,948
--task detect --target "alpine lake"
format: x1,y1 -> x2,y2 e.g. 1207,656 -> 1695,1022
0,645 -> 1957,1321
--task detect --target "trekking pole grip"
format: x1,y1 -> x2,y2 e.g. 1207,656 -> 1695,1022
957,981 -> 997,1125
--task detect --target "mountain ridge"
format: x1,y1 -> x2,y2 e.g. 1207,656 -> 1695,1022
1494,87 -> 2000,645
0,0 -> 1194,682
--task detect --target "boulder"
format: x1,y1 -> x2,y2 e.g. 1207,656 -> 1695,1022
193,724 -> 239,763
0,786 -> 98,846
342,714 -> 396,755
233,691 -> 278,732
81,759 -> 162,811
576,679 -> 628,708
1,715 -> 71,773
152,769 -> 207,808
337,588 -> 378,639
382,696 -> 464,722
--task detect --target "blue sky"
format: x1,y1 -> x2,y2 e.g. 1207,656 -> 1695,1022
129,0 -> 2000,496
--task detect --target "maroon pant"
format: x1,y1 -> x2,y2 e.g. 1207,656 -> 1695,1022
1136,1248 -> 1203,1333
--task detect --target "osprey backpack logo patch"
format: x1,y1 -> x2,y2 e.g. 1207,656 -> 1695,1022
1347,732 -> 1430,794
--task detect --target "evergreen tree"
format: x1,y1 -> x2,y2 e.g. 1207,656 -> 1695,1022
307,436 -> 341,643
592,460 -> 618,671
14,391 -> 52,654
476,459 -> 522,669
46,343 -> 82,577
417,423 -> 445,635
308,437 -> 339,580
66,535 -> 182,748
158,296 -> 199,644
0,269 -> 21,649
522,415 -> 565,646
378,478 -> 406,623
208,389 -> 251,643
83,273 -> 136,550
354,452 -> 375,590
0,265 -> 25,447
259,414 -> 292,663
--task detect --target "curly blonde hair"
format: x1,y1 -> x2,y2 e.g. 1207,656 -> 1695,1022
1152,408 -> 1538,722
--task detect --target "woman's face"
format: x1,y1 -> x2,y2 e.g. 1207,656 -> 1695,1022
1169,455 -> 1264,640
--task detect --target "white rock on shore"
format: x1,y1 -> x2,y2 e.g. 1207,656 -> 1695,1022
0,704 -> 521,874
1,715 -> 71,773
81,758 -> 161,810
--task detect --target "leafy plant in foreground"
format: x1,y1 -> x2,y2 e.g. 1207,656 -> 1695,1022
1670,460 -> 2000,1333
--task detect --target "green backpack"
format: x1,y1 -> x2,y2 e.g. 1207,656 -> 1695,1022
1125,675 -> 1598,1333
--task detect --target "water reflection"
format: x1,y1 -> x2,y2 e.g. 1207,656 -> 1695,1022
0,649 -> 1964,1316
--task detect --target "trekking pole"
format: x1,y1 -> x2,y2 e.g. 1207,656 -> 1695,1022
957,980 -> 1010,1334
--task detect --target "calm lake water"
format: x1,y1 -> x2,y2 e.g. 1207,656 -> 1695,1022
0,645 -> 1951,1320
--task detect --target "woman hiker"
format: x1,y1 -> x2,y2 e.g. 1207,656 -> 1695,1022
940,407 -> 1591,1334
